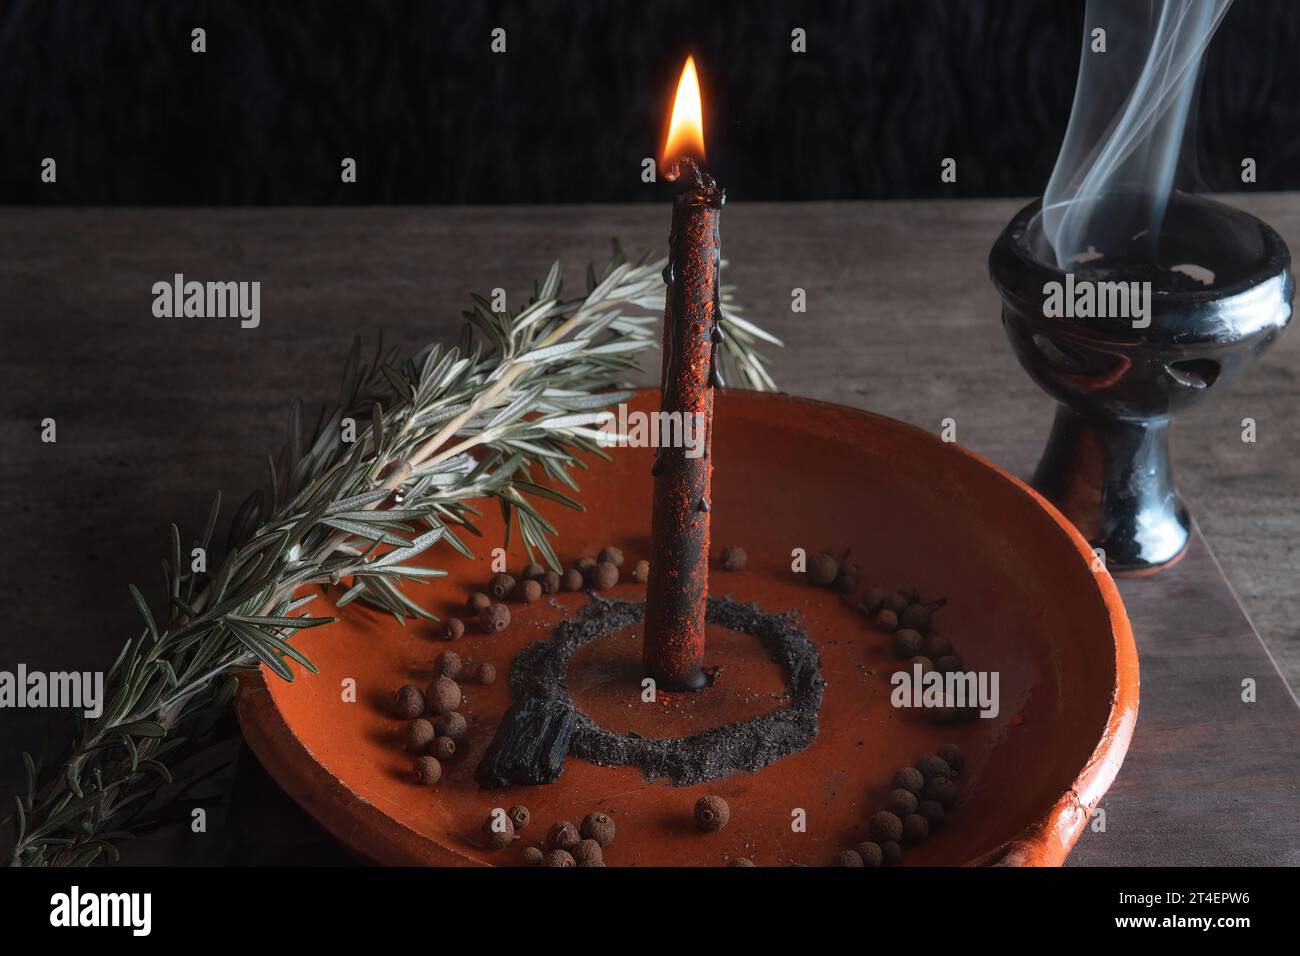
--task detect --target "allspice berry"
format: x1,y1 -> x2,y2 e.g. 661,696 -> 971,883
892,628 -> 923,659
923,776 -> 960,809
467,592 -> 492,615
694,795 -> 731,832
482,811 -> 515,850
394,684 -> 425,720
541,570 -> 561,594
874,608 -> 899,633
900,602 -> 935,634
507,805 -> 530,830
543,849 -> 575,867
435,711 -> 468,742
720,546 -> 747,571
631,559 -> 650,583
432,736 -> 456,760
880,841 -> 903,866
832,849 -> 864,867
578,859 -> 606,868
413,755 -> 442,786
476,662 -> 497,685
862,588 -> 887,613
808,552 -> 839,586
915,755 -> 952,781
435,650 -> 463,681
561,568 -> 585,592
869,810 -> 903,844
936,655 -> 962,674
884,592 -> 910,614
573,839 -> 603,865
426,675 -> 462,715
908,655 -> 934,674
443,617 -> 466,641
835,574 -> 859,594
726,857 -> 756,867
937,743 -> 965,775
522,846 -> 544,866
590,560 -> 619,590
521,563 -> 544,581
480,603 -> 511,633
406,718 -> 435,753
514,578 -> 542,604
546,821 -> 581,852
580,812 -> 616,847
918,800 -> 945,828
921,634 -> 952,660
887,788 -> 919,817
902,813 -> 930,846
574,556 -> 597,573
855,841 -> 884,867
488,573 -> 516,599
892,766 -> 925,794
598,545 -> 625,568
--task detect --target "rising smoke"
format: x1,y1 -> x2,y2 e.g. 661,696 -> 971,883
1042,0 -> 1233,269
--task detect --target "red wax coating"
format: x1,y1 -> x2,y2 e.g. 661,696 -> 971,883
643,157 -> 725,691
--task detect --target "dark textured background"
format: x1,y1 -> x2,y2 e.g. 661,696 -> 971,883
2,0 -> 1299,205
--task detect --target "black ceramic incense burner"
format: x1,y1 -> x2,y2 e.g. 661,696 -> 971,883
990,192 -> 1293,573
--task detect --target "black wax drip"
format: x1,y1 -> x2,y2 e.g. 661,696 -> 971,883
653,217 -> 682,477
654,160 -> 724,474
706,219 -> 727,390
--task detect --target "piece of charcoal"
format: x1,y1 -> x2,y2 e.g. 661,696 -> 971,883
475,697 -> 576,788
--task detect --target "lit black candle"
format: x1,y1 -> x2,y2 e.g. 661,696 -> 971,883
643,57 -> 723,691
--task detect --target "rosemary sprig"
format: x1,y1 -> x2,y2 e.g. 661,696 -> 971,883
4,243 -> 779,866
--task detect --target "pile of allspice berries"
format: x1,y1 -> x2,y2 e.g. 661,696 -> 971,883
480,806 -> 618,867
396,546 -> 654,790
832,744 -> 965,867
806,548 -> 974,722
394,648 -> 497,787
443,545 -> 650,643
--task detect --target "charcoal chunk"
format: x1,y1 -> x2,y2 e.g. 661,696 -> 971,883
475,697 -> 575,788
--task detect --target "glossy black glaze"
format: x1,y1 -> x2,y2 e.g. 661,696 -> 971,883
990,193 -> 1293,572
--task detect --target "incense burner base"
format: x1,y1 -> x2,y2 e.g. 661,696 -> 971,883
991,193 -> 1293,574
1032,407 -> 1190,572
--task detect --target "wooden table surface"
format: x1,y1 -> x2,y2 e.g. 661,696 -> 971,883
1,197 -> 1298,864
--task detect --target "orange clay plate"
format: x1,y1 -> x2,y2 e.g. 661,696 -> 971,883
236,389 -> 1137,867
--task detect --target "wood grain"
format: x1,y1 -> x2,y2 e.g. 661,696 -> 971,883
1,198 -> 1297,864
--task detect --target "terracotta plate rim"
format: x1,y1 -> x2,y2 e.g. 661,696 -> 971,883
236,388 -> 1139,867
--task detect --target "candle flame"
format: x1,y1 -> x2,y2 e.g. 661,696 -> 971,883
663,56 -> 706,166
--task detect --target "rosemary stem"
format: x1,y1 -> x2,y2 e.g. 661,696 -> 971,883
5,250 -> 778,867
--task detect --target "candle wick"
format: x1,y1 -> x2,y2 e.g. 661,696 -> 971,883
665,156 -> 714,193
